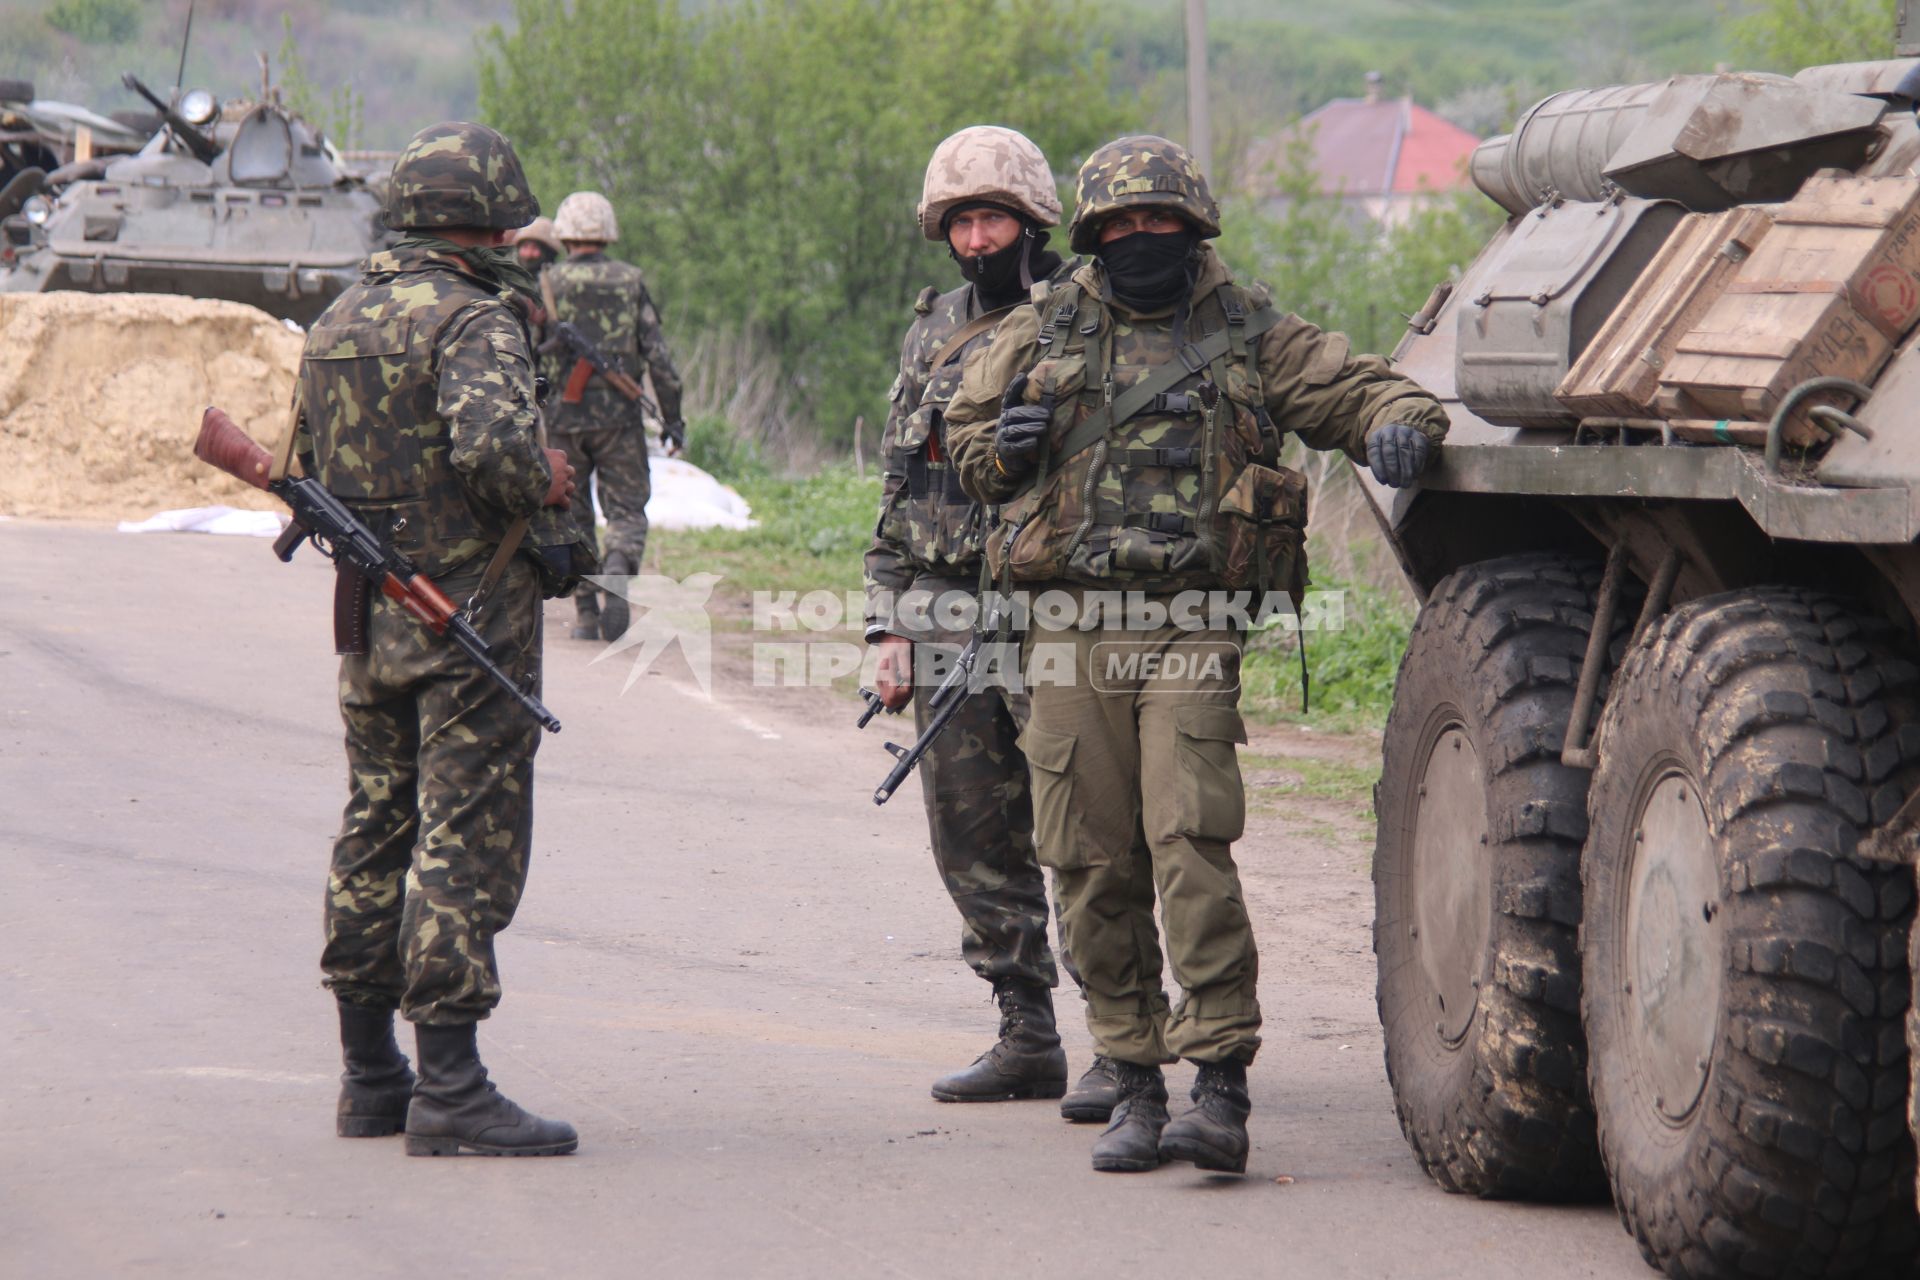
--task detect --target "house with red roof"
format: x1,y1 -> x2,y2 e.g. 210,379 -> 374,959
1245,73 -> 1482,225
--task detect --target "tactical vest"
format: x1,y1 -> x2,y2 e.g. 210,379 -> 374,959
989,279 -> 1310,598
301,259 -> 527,577
879,282 -> 1041,579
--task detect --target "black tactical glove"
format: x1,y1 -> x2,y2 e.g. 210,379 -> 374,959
1366,423 -> 1432,489
993,372 -> 1051,475
663,420 -> 687,454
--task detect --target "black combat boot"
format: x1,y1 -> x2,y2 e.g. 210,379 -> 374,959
404,1022 -> 579,1157
570,595 -> 601,641
1060,1054 -> 1121,1123
930,978 -> 1068,1102
336,1000 -> 415,1138
1158,1058 -> 1252,1173
599,551 -> 634,641
1089,1061 -> 1169,1173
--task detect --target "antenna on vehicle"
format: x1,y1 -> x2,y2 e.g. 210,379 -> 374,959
174,0 -> 196,94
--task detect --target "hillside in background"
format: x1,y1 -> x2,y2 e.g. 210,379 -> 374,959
0,0 -> 1756,152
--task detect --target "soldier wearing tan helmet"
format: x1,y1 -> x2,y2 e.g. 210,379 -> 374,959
944,135 -> 1448,1176
542,190 -> 686,641
510,215 -> 565,272
863,125 -> 1117,1118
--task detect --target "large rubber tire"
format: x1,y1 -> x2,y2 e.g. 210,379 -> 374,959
1375,553 -> 1621,1199
1584,588 -> 1920,1278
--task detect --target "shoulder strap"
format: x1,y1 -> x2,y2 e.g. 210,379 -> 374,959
1036,282 -> 1081,358
929,303 -> 1016,372
1007,301 -> 1283,498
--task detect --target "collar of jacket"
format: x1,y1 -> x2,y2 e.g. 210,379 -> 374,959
1073,242 -> 1230,321
363,241 -> 474,277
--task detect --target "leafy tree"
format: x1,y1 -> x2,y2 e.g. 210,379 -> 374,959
480,0 -> 1123,443
1730,0 -> 1896,68
274,15 -> 364,150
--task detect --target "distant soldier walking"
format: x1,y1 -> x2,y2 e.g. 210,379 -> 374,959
303,121 -> 584,1157
865,126 -> 1115,1119
946,136 -> 1446,1174
541,190 -> 686,642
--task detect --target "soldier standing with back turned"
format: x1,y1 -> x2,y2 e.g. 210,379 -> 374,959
542,190 -> 687,643
945,136 -> 1445,1174
305,121 -> 585,1156
865,125 -> 1116,1121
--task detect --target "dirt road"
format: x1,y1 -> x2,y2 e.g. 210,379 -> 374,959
1,521 -> 1652,1279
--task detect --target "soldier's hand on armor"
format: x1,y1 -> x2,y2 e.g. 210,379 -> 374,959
875,634 -> 914,710
1366,424 -> 1432,489
542,448 -> 577,508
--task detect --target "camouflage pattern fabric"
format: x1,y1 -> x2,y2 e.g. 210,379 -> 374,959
303,238 -> 555,1025
553,419 -> 651,567
865,274 -> 1078,994
541,251 -> 685,436
297,242 -> 561,577
384,120 -> 539,231
321,557 -> 543,1024
900,574 -> 1057,990
946,246 -> 1449,596
1066,134 -> 1223,254
943,240 -> 1447,1066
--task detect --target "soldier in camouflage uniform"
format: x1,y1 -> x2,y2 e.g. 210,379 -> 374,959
946,136 -> 1445,1174
303,121 -> 584,1158
542,190 -> 686,643
866,126 -> 1121,1117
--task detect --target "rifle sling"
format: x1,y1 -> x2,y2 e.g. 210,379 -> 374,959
1006,303 -> 1283,501
930,304 -> 1017,372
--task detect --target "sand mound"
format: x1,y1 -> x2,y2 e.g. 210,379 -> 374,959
0,292 -> 303,521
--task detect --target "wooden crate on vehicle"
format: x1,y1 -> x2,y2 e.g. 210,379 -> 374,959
1657,172 -> 1920,445
1556,206 -> 1773,420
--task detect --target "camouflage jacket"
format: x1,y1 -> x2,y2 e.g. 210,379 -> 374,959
863,263 -> 1075,640
539,251 -> 685,435
945,246 -> 1449,594
296,242 -> 560,578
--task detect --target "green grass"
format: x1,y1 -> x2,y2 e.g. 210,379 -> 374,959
1242,577 -> 1414,730
649,459 -> 876,606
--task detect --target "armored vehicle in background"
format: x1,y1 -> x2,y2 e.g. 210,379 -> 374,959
1368,7 -> 1920,1277
0,75 -> 389,325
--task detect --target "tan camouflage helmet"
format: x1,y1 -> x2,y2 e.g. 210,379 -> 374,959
1067,134 -> 1221,254
384,120 -> 538,231
916,125 -> 1062,242
512,216 -> 564,257
554,191 -> 619,243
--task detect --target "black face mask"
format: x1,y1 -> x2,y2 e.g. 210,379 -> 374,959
953,226 -> 1057,312
1097,228 -> 1200,313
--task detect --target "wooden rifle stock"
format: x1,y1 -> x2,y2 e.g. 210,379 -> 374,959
193,406 -> 274,491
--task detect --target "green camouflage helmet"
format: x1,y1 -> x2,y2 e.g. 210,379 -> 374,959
1067,134 -> 1221,254
384,121 -> 539,231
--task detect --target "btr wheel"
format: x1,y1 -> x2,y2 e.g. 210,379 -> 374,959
1374,553 -> 1621,1199
1584,588 -> 1920,1278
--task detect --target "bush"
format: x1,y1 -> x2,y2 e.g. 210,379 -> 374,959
44,0 -> 140,44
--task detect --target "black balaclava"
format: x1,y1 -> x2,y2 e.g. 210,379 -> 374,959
1096,223 -> 1201,314
944,201 -> 1062,312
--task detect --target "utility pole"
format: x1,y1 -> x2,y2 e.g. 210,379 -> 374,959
1185,0 -> 1212,181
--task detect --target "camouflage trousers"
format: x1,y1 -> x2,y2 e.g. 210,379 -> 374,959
911,635 -> 1060,990
553,420 -> 650,602
1019,595 -> 1260,1065
320,556 -> 544,1025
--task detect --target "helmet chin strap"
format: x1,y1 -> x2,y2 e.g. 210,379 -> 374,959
1016,227 -> 1037,293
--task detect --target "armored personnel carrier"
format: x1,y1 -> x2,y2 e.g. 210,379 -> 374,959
1369,7 -> 1920,1277
0,75 -> 388,325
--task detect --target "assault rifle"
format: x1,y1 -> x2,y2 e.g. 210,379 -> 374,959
547,321 -> 683,453
193,407 -> 562,734
865,600 -> 1004,805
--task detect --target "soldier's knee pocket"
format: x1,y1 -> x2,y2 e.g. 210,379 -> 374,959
1170,705 -> 1247,843
1021,725 -> 1104,871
